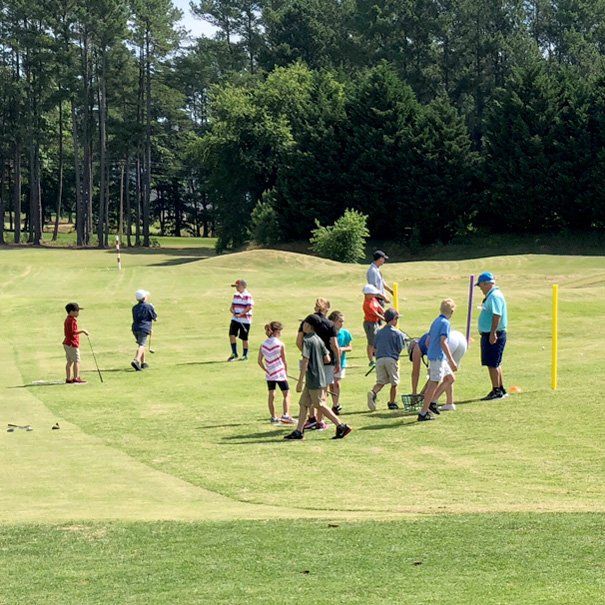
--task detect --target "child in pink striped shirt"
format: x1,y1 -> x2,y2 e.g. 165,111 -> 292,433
258,321 -> 294,424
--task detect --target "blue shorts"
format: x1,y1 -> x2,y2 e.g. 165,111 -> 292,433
481,331 -> 507,367
134,331 -> 149,347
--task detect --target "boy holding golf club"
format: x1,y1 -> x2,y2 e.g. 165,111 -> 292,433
284,319 -> 352,440
131,289 -> 157,371
63,302 -> 88,384
258,321 -> 294,424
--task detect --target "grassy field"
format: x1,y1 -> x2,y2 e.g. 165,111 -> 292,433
0,242 -> 604,603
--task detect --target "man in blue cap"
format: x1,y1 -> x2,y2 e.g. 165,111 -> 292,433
476,272 -> 508,400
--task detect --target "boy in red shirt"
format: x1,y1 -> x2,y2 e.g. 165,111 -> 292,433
63,302 -> 88,384
362,285 -> 386,365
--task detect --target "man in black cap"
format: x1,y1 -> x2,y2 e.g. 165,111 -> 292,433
366,250 -> 393,304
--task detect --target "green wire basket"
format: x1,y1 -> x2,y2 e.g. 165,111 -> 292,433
401,393 -> 424,412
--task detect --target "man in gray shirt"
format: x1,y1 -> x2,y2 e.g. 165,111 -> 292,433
367,250 -> 393,303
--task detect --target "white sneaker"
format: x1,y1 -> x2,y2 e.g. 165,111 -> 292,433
441,403 -> 456,411
367,390 -> 377,411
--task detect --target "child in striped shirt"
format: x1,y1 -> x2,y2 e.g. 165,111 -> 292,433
258,321 -> 294,424
228,279 -> 254,361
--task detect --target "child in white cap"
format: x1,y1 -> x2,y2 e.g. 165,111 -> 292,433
131,289 -> 157,371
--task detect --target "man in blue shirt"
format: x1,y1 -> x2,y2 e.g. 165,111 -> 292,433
367,308 -> 406,411
476,272 -> 508,400
366,250 -> 393,304
418,299 -> 458,421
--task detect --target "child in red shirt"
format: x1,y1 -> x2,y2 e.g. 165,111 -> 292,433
63,302 -> 88,384
362,285 -> 386,365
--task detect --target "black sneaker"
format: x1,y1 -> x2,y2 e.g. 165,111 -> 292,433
131,360 -> 142,371
141,362 -> 149,369
417,412 -> 434,422
332,405 -> 342,416
498,387 -> 508,398
303,417 -> 318,430
387,402 -> 399,410
332,424 -> 352,439
429,402 -> 440,415
481,389 -> 500,401
284,430 -> 304,440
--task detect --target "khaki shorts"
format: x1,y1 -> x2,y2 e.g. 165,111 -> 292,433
428,358 -> 453,382
299,387 -> 326,409
63,345 -> 80,364
375,357 -> 399,385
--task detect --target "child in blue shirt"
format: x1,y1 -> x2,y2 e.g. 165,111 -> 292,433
418,299 -> 457,421
328,311 -> 352,415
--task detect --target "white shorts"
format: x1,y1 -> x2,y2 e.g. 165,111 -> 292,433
334,368 -> 346,380
428,358 -> 453,383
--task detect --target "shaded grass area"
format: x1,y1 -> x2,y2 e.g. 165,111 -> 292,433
1,514 -> 603,605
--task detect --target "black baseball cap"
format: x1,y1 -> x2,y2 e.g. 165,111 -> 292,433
373,250 -> 388,261
384,308 -> 399,322
65,302 -> 83,313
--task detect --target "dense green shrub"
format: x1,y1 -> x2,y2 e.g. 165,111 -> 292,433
250,192 -> 281,246
310,209 -> 369,262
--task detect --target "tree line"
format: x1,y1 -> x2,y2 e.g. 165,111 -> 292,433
1,1 -> 604,249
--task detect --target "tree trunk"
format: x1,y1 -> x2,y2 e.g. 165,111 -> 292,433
143,28 -> 152,247
72,100 -> 85,246
0,163 -> 5,245
125,155 -> 132,247
97,51 -> 107,248
13,142 -> 21,244
53,97 -> 64,241
135,155 -> 141,246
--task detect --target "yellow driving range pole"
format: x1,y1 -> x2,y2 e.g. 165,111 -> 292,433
551,284 -> 558,390
393,282 -> 399,312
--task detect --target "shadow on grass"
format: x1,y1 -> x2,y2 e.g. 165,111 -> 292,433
222,429 -> 284,441
360,419 -> 418,431
196,422 -> 252,430
177,360 -> 228,367
9,381 -> 66,388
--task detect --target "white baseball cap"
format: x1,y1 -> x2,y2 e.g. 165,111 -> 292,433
135,289 -> 150,301
363,284 -> 380,295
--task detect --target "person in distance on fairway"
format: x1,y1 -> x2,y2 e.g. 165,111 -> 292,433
476,272 -> 508,400
417,299 -> 457,421
328,310 -> 352,416
284,321 -> 352,441
362,284 -> 386,366
366,250 -> 393,306
63,302 -> 89,384
131,289 -> 157,371
228,279 -> 254,362
367,308 -> 406,411
295,299 -> 340,430
258,321 -> 294,425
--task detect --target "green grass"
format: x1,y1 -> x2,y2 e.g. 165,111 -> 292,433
0,245 -> 603,603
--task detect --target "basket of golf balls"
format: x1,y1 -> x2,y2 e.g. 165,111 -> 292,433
401,394 -> 424,412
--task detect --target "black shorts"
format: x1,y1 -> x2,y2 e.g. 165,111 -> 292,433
481,331 -> 507,367
267,380 -> 289,392
229,320 -> 250,340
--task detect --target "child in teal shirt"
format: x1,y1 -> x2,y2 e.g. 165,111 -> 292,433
329,311 -> 352,415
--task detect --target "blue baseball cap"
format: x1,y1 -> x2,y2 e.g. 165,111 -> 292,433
475,272 -> 495,286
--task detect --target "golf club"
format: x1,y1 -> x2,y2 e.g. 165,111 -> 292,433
149,333 -> 155,354
86,334 -> 104,383
7,423 -> 33,432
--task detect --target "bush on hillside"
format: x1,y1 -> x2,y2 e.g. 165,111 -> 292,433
250,192 -> 281,246
310,209 -> 369,262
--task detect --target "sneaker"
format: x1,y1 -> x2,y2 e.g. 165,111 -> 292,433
65,379 -> 74,384
227,354 -> 239,362
131,360 -> 142,371
367,390 -> 377,411
498,387 -> 508,398
387,402 -> 399,410
429,402 -> 441,415
441,403 -> 456,411
280,415 -> 296,425
481,389 -> 500,401
284,430 -> 304,440
270,417 -> 280,424
332,424 -> 352,439
73,377 -> 87,384
303,417 -> 318,430
332,404 -> 342,416
417,412 -> 434,422
317,421 -> 328,431
239,356 -> 249,362
141,362 -> 149,369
